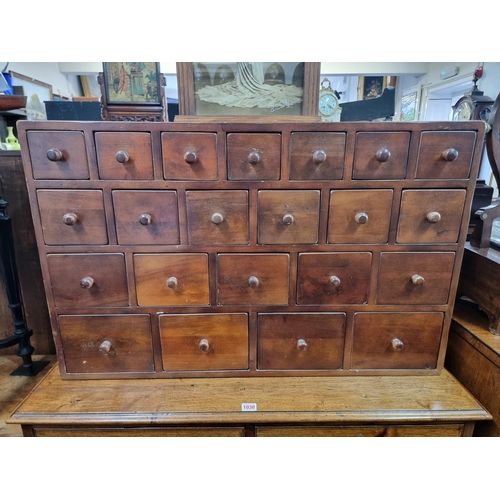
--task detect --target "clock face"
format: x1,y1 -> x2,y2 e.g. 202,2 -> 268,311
453,100 -> 473,121
480,107 -> 491,122
319,93 -> 338,116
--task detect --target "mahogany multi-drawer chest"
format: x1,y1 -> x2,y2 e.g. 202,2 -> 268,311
17,119 -> 485,379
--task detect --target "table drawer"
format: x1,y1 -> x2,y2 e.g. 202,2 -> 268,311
33,427 -> 246,437
58,314 -> 154,374
160,313 -> 248,371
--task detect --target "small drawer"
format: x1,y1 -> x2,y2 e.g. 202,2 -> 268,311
257,313 -> 345,370
289,132 -> 345,180
328,189 -> 393,244
351,312 -> 444,370
217,253 -> 289,305
186,190 -> 249,245
397,189 -> 466,244
27,130 -> 89,180
258,190 -> 320,244
47,253 -> 129,308
376,252 -> 455,305
297,252 -> 372,305
162,132 -> 217,180
353,132 -> 410,180
227,133 -> 281,180
37,189 -> 108,245
112,190 -> 179,245
134,253 -> 209,306
415,131 -> 476,179
160,313 -> 248,371
58,314 -> 154,374
95,132 -> 153,180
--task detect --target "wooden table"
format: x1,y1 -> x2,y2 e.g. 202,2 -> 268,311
8,365 -> 490,437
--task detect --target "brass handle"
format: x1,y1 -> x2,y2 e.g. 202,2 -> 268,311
248,151 -> 261,165
329,275 -> 341,287
313,150 -> 327,164
99,340 -> 113,354
248,276 -> 259,288
355,212 -> 369,225
411,274 -> 425,286
115,150 -> 130,163
198,339 -> 210,352
62,212 -> 78,225
46,148 -> 64,161
139,213 -> 152,225
282,214 -> 294,225
166,277 -> 178,289
442,148 -> 459,162
184,151 -> 197,164
211,212 -> 224,225
375,148 -> 391,162
297,338 -> 308,351
80,276 -> 95,289
391,338 -> 404,351
426,211 -> 441,223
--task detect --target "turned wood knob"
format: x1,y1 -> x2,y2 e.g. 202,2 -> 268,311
166,277 -> 178,289
99,340 -> 112,354
426,211 -> 441,223
391,338 -> 404,351
80,276 -> 95,289
115,150 -> 130,163
248,151 -> 261,165
375,148 -> 391,162
282,214 -> 294,225
46,148 -> 64,161
297,338 -> 308,351
211,212 -> 224,224
411,274 -> 425,285
184,151 -> 197,164
355,212 -> 369,225
442,148 -> 459,162
62,212 -> 78,225
329,275 -> 341,287
198,339 -> 210,352
248,276 -> 259,288
313,150 -> 327,164
139,213 -> 152,225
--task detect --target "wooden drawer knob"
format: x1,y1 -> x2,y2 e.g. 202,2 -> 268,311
184,151 -> 197,164
411,274 -> 425,285
426,211 -> 441,223
442,148 -> 459,162
80,276 -> 95,289
62,212 -> 78,225
329,275 -> 341,287
248,276 -> 259,288
391,338 -> 404,351
46,148 -> 64,161
211,212 -> 224,224
248,151 -> 261,165
282,214 -> 294,225
198,338 -> 210,352
99,340 -> 113,354
139,213 -> 153,225
115,150 -> 130,163
355,212 -> 369,224
375,148 -> 391,162
296,338 -> 308,351
166,277 -> 178,289
313,150 -> 327,164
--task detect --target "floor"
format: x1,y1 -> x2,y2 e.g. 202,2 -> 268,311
0,354 -> 56,437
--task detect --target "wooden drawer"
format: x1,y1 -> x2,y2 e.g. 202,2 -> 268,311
376,252 -> 455,305
186,190 -> 249,245
112,190 -> 179,245
257,313 -> 345,370
227,133 -> 281,180
257,190 -> 320,244
351,312 -> 443,370
134,253 -> 209,306
26,130 -> 89,180
58,314 -> 154,373
47,253 -> 129,308
353,132 -> 410,180
37,189 -> 107,245
289,132 -> 345,180
95,132 -> 153,180
162,132 -> 217,180
397,189 -> 466,244
297,252 -> 372,305
160,313 -> 248,371
327,189 -> 393,244
217,253 -> 289,305
33,427 -> 246,437
416,131 -> 476,179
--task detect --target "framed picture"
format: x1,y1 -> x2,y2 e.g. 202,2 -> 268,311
400,87 -> 421,122
9,71 -> 53,120
358,76 -> 388,101
102,62 -> 161,105
177,62 -> 320,116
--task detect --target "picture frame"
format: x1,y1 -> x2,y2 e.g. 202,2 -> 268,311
357,76 -> 388,101
102,62 -> 162,105
177,62 -> 320,116
400,86 -> 421,122
9,71 -> 53,120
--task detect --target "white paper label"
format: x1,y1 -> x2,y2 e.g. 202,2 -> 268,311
241,403 -> 257,412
